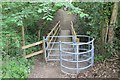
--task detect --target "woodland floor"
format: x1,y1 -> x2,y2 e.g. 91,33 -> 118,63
29,9 -> 119,78
29,56 -> 119,78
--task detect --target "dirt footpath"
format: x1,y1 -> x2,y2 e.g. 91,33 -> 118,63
29,56 -> 119,78
29,57 -> 68,78
29,9 -> 77,78
29,9 -> 119,78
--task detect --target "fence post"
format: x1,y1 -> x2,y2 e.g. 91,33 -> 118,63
59,41 -> 62,70
91,41 -> 94,65
88,36 -> 90,57
76,44 -> 79,74
22,26 -> 26,56
43,36 -> 47,63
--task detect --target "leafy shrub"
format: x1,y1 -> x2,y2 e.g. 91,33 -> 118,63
2,56 -> 33,78
1,2 -> 62,78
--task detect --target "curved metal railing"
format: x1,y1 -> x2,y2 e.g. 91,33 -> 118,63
59,35 -> 94,75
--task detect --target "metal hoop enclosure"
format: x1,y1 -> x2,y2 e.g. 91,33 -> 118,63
59,35 -> 94,75
43,35 -> 94,75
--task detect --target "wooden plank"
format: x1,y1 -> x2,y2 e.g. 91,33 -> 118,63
47,26 -> 60,48
70,21 -> 76,36
48,25 -> 60,43
47,30 -> 59,54
47,21 -> 60,42
47,28 -> 60,49
47,21 -> 60,37
76,38 -> 79,42
71,21 -> 78,42
22,40 -> 43,49
25,50 -> 43,58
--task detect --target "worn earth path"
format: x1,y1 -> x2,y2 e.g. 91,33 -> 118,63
29,9 -> 77,78
29,9 -> 119,78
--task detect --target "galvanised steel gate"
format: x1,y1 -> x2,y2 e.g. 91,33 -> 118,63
59,35 -> 94,75
43,35 -> 76,61
43,35 -> 94,75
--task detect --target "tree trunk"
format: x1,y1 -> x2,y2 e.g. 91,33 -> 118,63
100,23 -> 107,54
38,29 -> 40,41
105,22 -> 109,43
108,2 -> 118,43
100,4 -> 109,54
22,26 -> 25,55
22,26 -> 25,46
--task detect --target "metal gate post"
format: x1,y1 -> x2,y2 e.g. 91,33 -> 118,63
59,41 -> 62,70
73,36 -> 77,61
76,44 -> 79,74
91,41 -> 94,65
43,36 -> 47,63
88,36 -> 90,57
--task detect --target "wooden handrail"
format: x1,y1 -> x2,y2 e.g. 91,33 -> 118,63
47,25 -> 60,48
70,21 -> 80,42
48,25 -> 60,43
22,40 -> 43,49
70,21 -> 76,36
47,30 -> 60,54
22,21 -> 60,59
47,21 -> 60,37
25,50 -> 43,58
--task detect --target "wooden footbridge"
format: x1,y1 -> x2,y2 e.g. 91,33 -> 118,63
21,21 -> 77,59
22,21 -> 94,75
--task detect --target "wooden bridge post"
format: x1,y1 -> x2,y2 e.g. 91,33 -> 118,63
21,21 -> 60,59
76,38 -> 79,42
22,26 -> 26,56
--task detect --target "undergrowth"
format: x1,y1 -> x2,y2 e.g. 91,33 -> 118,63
2,55 -> 34,78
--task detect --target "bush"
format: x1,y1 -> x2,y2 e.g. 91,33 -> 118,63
2,56 -> 33,78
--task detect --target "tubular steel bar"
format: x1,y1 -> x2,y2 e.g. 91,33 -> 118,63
43,20 -> 95,75
59,41 -> 62,71
44,34 -> 94,75
45,35 -> 76,61
59,35 -> 94,75
43,36 -> 47,62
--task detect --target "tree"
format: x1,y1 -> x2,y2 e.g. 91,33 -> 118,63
108,2 -> 118,44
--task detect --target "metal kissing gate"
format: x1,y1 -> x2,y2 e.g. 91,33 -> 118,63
43,35 -> 94,75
